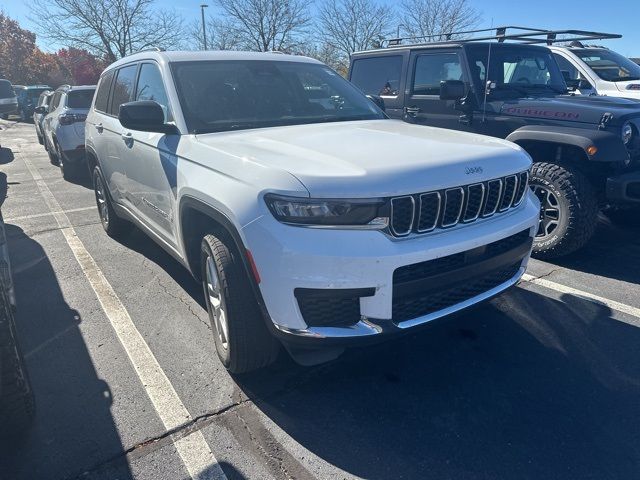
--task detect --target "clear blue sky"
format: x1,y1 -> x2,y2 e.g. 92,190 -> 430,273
1,0 -> 638,56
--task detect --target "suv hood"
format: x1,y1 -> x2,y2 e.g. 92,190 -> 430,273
194,120 -> 531,198
499,95 -> 640,125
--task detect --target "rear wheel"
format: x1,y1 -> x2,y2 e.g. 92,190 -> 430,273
530,162 -> 599,259
93,167 -> 131,239
57,143 -> 79,181
45,137 -> 58,165
200,234 -> 279,373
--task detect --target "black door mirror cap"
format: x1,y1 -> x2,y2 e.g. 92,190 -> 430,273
118,100 -> 178,134
440,80 -> 466,101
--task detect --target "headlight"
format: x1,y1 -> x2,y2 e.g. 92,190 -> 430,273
622,121 -> 634,145
265,194 -> 388,228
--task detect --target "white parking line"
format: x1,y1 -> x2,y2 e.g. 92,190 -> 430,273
20,150 -> 226,480
4,206 -> 96,223
521,273 -> 640,320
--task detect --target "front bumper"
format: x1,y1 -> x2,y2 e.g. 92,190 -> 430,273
243,191 -> 539,345
606,169 -> 640,203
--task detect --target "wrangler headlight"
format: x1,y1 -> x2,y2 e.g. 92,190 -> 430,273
622,121 -> 634,145
265,194 -> 388,228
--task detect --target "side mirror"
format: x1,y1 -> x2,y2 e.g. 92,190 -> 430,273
119,100 -> 178,134
366,94 -> 385,112
440,80 -> 465,101
34,106 -> 46,114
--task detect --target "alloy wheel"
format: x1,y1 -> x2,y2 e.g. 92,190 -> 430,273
533,186 -> 561,238
206,255 -> 229,350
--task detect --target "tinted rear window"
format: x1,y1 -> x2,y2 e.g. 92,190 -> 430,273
350,56 -> 403,96
67,89 -> 96,109
0,81 -> 14,98
95,71 -> 114,112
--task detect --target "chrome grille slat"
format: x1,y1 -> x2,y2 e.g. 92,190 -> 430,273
499,175 -> 517,211
388,171 -> 529,238
441,187 -> 465,228
390,196 -> 415,236
482,179 -> 502,217
417,192 -> 441,232
463,183 -> 485,222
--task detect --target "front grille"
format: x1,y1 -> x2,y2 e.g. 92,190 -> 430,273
390,171 -> 529,237
391,229 -> 531,323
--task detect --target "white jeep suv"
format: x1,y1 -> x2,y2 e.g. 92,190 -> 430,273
85,51 -> 539,373
550,43 -> 640,99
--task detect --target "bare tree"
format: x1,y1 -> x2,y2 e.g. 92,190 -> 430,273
189,16 -> 242,51
399,0 -> 481,41
215,0 -> 311,52
317,0 -> 394,70
30,0 -> 184,62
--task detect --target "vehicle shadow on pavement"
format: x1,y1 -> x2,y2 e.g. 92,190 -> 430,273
0,146 -> 14,165
238,288 -> 640,480
0,223 -> 133,480
547,216 -> 640,285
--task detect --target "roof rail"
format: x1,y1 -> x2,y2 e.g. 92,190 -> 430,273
137,46 -> 165,53
380,26 -> 621,49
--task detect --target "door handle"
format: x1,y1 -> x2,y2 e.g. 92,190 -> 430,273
121,132 -> 133,142
95,122 -> 103,133
405,106 -> 420,117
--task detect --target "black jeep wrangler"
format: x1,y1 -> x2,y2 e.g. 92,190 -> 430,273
349,28 -> 640,258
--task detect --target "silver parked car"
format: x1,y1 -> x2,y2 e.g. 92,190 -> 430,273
38,85 -> 96,179
33,90 -> 52,145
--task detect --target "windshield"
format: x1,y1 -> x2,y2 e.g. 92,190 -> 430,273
0,80 -> 14,98
171,60 -> 385,134
27,88 -> 50,101
67,89 -> 95,109
466,46 -> 567,97
573,48 -> 640,82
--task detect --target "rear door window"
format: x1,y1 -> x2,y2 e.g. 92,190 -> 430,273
109,64 -> 138,116
350,56 -> 403,97
95,71 -> 114,112
412,53 -> 463,95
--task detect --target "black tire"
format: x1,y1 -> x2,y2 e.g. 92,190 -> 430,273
36,131 -> 43,145
200,234 -> 279,374
45,137 -> 58,165
93,167 -> 131,239
530,162 -> 599,259
57,144 -> 79,181
0,282 -> 35,435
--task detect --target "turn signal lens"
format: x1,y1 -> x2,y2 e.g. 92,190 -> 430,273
586,145 -> 598,156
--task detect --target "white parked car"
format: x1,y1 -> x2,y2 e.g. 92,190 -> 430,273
85,51 -> 539,372
550,43 -> 640,99
39,84 -> 96,179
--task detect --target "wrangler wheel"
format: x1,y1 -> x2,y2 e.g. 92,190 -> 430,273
529,162 -> 599,259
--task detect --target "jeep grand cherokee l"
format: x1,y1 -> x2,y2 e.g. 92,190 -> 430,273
85,51 -> 539,373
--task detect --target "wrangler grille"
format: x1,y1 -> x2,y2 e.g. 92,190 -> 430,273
389,171 -> 529,237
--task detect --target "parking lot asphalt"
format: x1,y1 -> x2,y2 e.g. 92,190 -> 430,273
1,118 -> 639,480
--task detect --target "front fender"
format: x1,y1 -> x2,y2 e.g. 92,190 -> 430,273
506,125 -> 629,163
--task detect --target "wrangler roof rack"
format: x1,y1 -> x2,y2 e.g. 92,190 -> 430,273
380,26 -> 621,49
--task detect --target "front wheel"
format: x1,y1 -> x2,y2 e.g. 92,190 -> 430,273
93,167 -> 131,239
530,162 -> 599,259
200,234 -> 279,373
